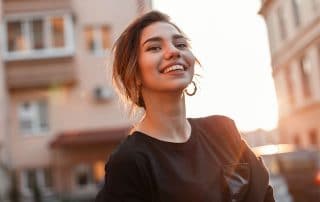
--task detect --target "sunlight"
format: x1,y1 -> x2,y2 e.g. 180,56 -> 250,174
252,144 -> 296,156
153,0 -> 278,131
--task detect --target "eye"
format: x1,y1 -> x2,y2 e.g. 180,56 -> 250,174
175,43 -> 188,49
146,46 -> 161,52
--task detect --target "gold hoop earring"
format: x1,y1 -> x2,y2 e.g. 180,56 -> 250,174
185,81 -> 197,96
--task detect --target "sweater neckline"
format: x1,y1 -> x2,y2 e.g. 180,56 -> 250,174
131,118 -> 197,150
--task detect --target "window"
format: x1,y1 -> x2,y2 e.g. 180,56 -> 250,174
74,164 -> 94,189
300,55 -> 313,98
20,168 -> 53,195
293,135 -> 300,146
32,19 -> 45,50
291,0 -> 301,26
85,25 -> 111,55
275,71 -> 288,115
25,169 -> 37,192
276,6 -> 287,40
285,67 -> 295,106
7,21 -> 27,52
18,100 -> 48,134
311,0 -> 319,12
85,27 -> 94,52
309,130 -> 318,146
43,168 -> 53,189
93,161 -> 105,184
51,17 -> 65,48
101,26 -> 111,50
3,14 -> 74,60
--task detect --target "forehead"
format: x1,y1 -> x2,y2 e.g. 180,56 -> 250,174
140,22 -> 181,43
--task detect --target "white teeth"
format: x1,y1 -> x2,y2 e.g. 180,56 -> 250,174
163,65 -> 184,73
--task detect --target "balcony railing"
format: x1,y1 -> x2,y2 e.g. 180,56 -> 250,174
5,57 -> 77,89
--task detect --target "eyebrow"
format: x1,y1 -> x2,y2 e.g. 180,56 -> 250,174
142,34 -> 186,46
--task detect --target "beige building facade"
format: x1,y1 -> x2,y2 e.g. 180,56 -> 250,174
242,129 -> 279,147
259,0 -> 320,147
0,0 -> 11,200
0,0 -> 152,200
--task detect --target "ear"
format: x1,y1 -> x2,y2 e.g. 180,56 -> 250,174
136,76 -> 142,86
135,71 -> 142,87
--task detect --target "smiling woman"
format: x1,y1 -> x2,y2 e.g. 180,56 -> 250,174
95,10 -> 275,202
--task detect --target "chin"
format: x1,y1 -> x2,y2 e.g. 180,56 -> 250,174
171,84 -> 190,92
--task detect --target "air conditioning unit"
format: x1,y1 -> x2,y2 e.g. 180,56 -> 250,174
93,86 -> 113,101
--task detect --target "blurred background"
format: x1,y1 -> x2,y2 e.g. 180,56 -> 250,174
0,0 -> 319,202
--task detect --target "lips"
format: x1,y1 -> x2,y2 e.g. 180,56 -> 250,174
161,64 -> 186,74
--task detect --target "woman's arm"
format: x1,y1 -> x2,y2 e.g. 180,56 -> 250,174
264,185 -> 275,202
241,140 -> 276,202
95,151 -> 151,202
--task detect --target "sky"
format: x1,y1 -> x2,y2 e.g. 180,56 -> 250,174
153,0 -> 278,131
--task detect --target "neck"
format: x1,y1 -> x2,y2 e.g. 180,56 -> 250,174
136,91 -> 191,143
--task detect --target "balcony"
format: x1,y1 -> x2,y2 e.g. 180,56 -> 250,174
3,0 -> 72,15
1,13 -> 75,61
1,7 -> 76,89
5,57 -> 77,90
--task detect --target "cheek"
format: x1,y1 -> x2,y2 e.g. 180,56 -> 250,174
186,52 -> 196,69
138,56 -> 158,85
139,53 -> 160,70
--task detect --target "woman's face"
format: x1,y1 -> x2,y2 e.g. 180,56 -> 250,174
138,22 -> 195,95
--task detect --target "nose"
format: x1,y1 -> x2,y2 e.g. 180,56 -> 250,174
164,43 -> 180,60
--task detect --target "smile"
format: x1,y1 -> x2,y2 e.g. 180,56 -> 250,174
162,65 -> 185,74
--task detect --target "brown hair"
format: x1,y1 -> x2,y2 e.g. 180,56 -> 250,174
112,10 -> 186,113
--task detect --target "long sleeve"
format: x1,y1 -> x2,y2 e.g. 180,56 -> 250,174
241,140 -> 276,202
197,115 -> 276,201
230,118 -> 275,202
95,151 -> 151,202
264,185 -> 275,202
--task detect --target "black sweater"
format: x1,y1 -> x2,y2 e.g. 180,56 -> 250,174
95,115 -> 275,202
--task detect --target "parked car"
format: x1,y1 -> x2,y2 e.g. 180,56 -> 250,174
253,144 -> 320,202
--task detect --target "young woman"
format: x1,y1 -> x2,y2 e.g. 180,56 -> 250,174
95,11 -> 275,202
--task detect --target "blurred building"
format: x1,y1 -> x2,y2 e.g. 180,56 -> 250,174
242,128 -> 279,147
259,0 -> 320,147
0,0 -> 151,200
0,0 -> 10,200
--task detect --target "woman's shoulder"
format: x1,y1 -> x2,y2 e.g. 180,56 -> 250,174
108,133 -> 149,166
190,114 -> 235,125
190,115 -> 240,139
190,115 -> 243,153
